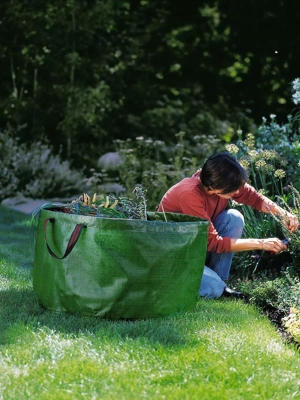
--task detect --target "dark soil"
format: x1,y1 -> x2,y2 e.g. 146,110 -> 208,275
264,307 -> 292,342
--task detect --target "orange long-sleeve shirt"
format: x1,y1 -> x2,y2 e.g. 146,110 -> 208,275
157,170 -> 265,253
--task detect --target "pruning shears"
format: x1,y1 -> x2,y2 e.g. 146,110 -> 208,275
269,237 -> 289,255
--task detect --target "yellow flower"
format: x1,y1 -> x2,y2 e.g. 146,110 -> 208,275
255,159 -> 267,170
290,307 -> 299,315
226,144 -> 239,155
274,169 -> 286,179
243,133 -> 255,150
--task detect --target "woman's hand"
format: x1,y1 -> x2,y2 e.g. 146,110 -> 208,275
262,199 -> 299,232
260,238 -> 287,253
282,211 -> 299,232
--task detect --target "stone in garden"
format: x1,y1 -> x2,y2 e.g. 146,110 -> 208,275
97,152 -> 123,171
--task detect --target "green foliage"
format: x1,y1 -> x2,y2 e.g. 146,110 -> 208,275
47,188 -> 148,220
223,80 -> 300,320
234,271 -> 300,313
225,90 -> 300,276
0,127 -> 83,201
255,88 -> 300,277
226,132 -> 291,277
112,132 -> 221,209
230,200 -> 286,278
271,185 -> 300,277
255,115 -> 300,189
2,0 -> 286,168
218,1 -> 300,121
58,83 -> 118,160
4,0 -> 300,170
247,280 -> 281,309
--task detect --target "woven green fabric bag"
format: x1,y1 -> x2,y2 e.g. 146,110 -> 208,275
33,208 -> 208,318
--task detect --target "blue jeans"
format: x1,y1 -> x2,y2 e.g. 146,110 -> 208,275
199,209 -> 244,299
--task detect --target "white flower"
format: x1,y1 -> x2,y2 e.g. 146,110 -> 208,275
292,78 -> 300,105
292,78 -> 300,91
270,114 -> 276,119
225,144 -> 239,155
292,92 -> 300,105
262,117 -> 267,123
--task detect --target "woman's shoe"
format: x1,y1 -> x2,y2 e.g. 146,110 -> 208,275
223,287 -> 244,299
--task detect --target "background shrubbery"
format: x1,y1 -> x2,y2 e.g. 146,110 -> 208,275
1,0 -> 300,169
0,127 -> 83,201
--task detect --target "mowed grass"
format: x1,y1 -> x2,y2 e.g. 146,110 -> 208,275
0,205 -> 300,400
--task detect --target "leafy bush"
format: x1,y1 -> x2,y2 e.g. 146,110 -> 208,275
247,80 -> 300,191
0,128 -> 84,201
234,271 -> 300,312
254,116 -> 300,190
248,280 -> 282,309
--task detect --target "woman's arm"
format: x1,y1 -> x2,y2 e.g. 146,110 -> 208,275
230,237 -> 287,253
260,196 -> 299,232
233,184 -> 299,232
230,194 -> 299,253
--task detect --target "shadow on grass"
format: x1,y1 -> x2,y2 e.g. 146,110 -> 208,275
0,286 -> 269,351
0,207 -> 35,268
0,287 -> 197,347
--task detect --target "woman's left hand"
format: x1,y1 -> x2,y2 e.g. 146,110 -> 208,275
284,211 -> 299,232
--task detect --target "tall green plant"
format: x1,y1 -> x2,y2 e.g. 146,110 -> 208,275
226,132 -> 292,277
268,184 -> 300,277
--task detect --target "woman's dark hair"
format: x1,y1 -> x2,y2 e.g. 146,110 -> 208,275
200,152 -> 248,194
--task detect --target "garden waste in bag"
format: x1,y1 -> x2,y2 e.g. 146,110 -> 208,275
33,206 -> 209,319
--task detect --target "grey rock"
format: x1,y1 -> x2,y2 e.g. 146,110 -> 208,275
97,152 -> 123,170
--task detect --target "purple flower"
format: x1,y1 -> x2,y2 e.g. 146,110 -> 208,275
251,254 -> 261,259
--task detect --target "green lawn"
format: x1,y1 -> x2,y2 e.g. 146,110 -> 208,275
0,205 -> 300,400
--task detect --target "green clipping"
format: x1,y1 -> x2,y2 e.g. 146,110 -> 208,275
33,209 -> 209,319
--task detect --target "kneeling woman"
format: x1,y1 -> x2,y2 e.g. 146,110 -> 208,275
158,152 -> 299,298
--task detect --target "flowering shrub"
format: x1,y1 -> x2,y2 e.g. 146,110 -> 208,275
226,132 -> 289,276
226,132 -> 289,199
282,307 -> 300,345
292,78 -> 300,105
0,127 -> 83,201
229,78 -> 300,341
226,78 -> 300,277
